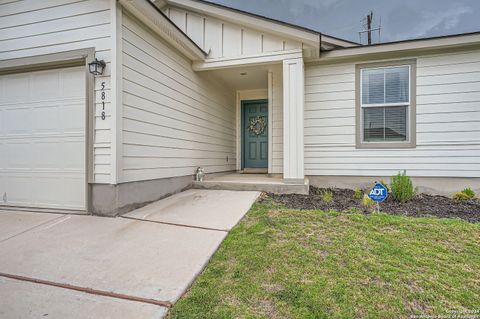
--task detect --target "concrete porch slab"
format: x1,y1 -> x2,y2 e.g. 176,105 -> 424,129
0,214 -> 226,303
124,189 -> 260,231
193,173 -> 309,195
0,277 -> 167,319
0,210 -> 63,242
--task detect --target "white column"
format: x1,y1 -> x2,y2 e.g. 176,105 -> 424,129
282,58 -> 304,183
267,70 -> 273,174
110,0 -> 123,184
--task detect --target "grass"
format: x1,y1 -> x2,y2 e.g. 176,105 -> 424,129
168,199 -> 480,319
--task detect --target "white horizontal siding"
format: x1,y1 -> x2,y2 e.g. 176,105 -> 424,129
0,0 -> 113,184
304,49 -> 480,178
164,6 -> 302,59
0,0 -> 111,59
120,11 -> 236,183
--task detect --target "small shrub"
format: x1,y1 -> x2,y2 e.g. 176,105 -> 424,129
362,194 -> 375,207
390,171 -> 416,203
453,192 -> 471,202
353,188 -> 363,200
452,188 -> 476,201
321,190 -> 333,203
461,187 -> 476,199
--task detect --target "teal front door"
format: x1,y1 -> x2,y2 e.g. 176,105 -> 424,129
242,100 -> 268,168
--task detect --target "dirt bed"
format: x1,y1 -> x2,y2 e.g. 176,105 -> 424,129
265,187 -> 480,223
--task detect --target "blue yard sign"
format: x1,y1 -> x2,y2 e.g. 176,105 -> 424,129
368,183 -> 388,202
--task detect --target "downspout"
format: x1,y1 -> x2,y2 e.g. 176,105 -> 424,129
319,32 -> 322,58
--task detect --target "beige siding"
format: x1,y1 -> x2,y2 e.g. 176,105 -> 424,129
121,11 -> 236,183
0,0 -> 113,184
163,6 -> 302,59
304,49 -> 480,177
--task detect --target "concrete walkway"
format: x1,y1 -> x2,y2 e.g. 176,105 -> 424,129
124,189 -> 260,231
0,189 -> 259,319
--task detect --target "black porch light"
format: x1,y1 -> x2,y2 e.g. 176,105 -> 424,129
88,58 -> 106,75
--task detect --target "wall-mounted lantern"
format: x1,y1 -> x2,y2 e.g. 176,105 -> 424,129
88,58 -> 106,75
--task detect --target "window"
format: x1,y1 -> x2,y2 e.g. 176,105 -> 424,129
356,60 -> 416,148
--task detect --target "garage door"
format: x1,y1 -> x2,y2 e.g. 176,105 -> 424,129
0,66 -> 86,211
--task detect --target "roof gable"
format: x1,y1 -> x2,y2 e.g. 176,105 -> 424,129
158,0 -> 358,50
163,4 -> 308,59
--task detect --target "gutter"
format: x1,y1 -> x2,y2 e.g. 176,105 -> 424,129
315,31 -> 480,63
327,30 -> 480,52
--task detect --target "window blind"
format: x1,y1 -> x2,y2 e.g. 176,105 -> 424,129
362,66 -> 409,105
363,106 -> 407,142
361,64 -> 410,143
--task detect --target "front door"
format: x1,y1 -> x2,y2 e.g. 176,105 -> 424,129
242,100 -> 268,169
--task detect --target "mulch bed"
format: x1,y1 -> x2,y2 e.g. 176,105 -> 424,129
264,187 -> 480,223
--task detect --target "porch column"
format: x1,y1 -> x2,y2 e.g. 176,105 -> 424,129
282,57 -> 304,182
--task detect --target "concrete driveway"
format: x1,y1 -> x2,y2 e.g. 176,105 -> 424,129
0,189 -> 260,319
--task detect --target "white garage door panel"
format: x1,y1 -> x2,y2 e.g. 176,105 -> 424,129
0,66 -> 86,210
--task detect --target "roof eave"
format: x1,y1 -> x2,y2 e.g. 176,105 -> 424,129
315,32 -> 480,63
119,0 -> 207,61
322,34 -> 360,48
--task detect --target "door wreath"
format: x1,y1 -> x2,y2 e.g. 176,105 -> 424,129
248,116 -> 267,136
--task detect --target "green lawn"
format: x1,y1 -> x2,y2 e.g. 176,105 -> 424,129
168,199 -> 480,319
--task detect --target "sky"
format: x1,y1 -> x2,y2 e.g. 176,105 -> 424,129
208,0 -> 480,44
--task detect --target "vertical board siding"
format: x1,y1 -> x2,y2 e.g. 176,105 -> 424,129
164,5 -> 302,59
121,11 -> 236,183
304,49 -> 480,177
0,0 -> 112,184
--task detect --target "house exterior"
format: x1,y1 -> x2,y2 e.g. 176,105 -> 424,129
1,0 -> 479,216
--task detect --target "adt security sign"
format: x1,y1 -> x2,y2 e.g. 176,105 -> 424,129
368,183 -> 388,202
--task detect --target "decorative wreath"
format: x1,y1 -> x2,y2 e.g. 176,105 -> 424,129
248,116 -> 267,136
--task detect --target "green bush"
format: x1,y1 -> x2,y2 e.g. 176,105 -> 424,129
390,171 -> 416,203
353,188 -> 363,200
461,187 -> 476,199
452,192 -> 472,202
321,190 -> 333,203
452,188 -> 476,201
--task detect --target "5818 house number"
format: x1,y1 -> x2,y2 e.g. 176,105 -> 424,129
100,81 -> 106,120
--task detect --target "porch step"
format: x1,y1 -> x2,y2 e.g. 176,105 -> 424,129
192,174 -> 309,195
